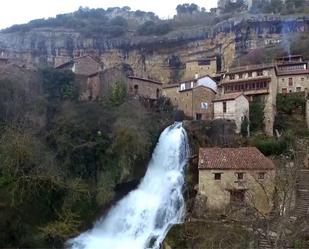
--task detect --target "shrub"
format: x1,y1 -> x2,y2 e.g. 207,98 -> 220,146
109,82 -> 127,106
253,136 -> 288,156
277,93 -> 306,115
137,21 -> 171,36
250,99 -> 265,132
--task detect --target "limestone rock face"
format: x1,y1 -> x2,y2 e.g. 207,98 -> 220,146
0,15 -> 307,83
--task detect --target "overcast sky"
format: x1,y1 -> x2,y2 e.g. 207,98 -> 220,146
0,0 -> 217,29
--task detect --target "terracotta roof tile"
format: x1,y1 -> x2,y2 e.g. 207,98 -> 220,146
198,147 -> 275,170
127,76 -> 163,85
213,93 -> 244,102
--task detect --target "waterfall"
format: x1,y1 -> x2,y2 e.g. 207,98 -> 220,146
68,122 -> 190,249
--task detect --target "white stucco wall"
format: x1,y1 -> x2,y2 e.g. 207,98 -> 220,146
197,76 -> 218,92
213,95 -> 249,133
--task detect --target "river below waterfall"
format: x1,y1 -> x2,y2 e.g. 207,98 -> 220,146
68,123 -> 189,249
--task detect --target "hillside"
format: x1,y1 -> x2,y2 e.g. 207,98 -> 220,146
0,4 -> 308,83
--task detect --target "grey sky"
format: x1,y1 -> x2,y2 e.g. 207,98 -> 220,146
0,0 -> 217,29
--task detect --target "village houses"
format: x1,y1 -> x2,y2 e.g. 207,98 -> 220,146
56,55 -> 103,101
220,63 -> 277,136
213,93 -> 249,133
127,76 -> 163,100
183,56 -> 218,80
198,147 -> 276,214
54,53 -> 309,132
163,75 -> 217,120
275,55 -> 309,94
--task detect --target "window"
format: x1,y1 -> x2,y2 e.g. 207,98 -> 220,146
230,74 -> 235,80
282,78 -> 285,82
239,73 -> 243,79
214,173 -> 222,180
201,102 -> 208,109
230,190 -> 245,204
301,78 -> 304,81
257,70 -> 263,76
282,88 -> 287,94
223,101 -> 227,113
248,72 -> 252,77
134,85 -> 139,95
296,87 -> 302,92
237,172 -> 244,180
198,60 -> 210,65
289,78 -> 293,86
196,113 -> 202,120
258,172 -> 265,179
156,89 -> 160,98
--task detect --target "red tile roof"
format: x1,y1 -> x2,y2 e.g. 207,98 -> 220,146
213,93 -> 244,102
198,147 -> 275,170
221,76 -> 271,84
276,69 -> 309,76
226,64 -> 274,74
127,76 -> 163,85
162,83 -> 180,89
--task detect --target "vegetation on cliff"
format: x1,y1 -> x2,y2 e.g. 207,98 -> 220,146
0,66 -> 174,247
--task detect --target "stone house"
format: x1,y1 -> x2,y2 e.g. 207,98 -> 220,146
275,55 -> 309,94
127,76 -> 163,100
213,93 -> 249,133
198,147 -> 276,214
221,64 -> 277,136
307,100 -> 309,129
56,55 -> 103,101
56,55 -> 102,76
76,73 -> 101,101
163,75 -> 218,120
183,56 -> 217,80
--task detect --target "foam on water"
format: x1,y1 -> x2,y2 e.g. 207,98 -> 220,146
68,122 -> 189,249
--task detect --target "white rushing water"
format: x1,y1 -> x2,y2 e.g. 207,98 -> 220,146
69,122 -> 189,249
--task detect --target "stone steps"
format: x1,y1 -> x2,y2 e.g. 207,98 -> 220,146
296,167 -> 309,218
258,238 -> 274,249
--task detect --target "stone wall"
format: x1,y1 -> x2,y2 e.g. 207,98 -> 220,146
192,86 -> 216,120
79,74 -> 101,101
214,95 -> 249,133
183,58 -> 217,80
199,169 -> 275,214
127,78 -> 162,100
264,68 -> 278,136
277,74 -> 309,93
307,100 -> 309,128
73,56 -> 102,76
178,90 -> 193,118
163,85 -> 216,119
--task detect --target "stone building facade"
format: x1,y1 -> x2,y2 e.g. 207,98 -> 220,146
127,76 -> 163,100
56,55 -> 102,76
213,93 -> 249,133
221,64 -> 277,136
163,75 -> 217,120
198,147 -> 276,214
275,55 -> 309,94
56,55 -> 103,101
178,86 -> 216,120
77,73 -> 101,101
183,57 -> 217,80
307,100 -> 309,129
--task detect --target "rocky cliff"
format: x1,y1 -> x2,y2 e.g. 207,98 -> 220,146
0,14 -> 308,83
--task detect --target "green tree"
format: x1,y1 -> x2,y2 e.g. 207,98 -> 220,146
109,82 -> 127,106
176,3 -> 199,15
249,99 -> 265,132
